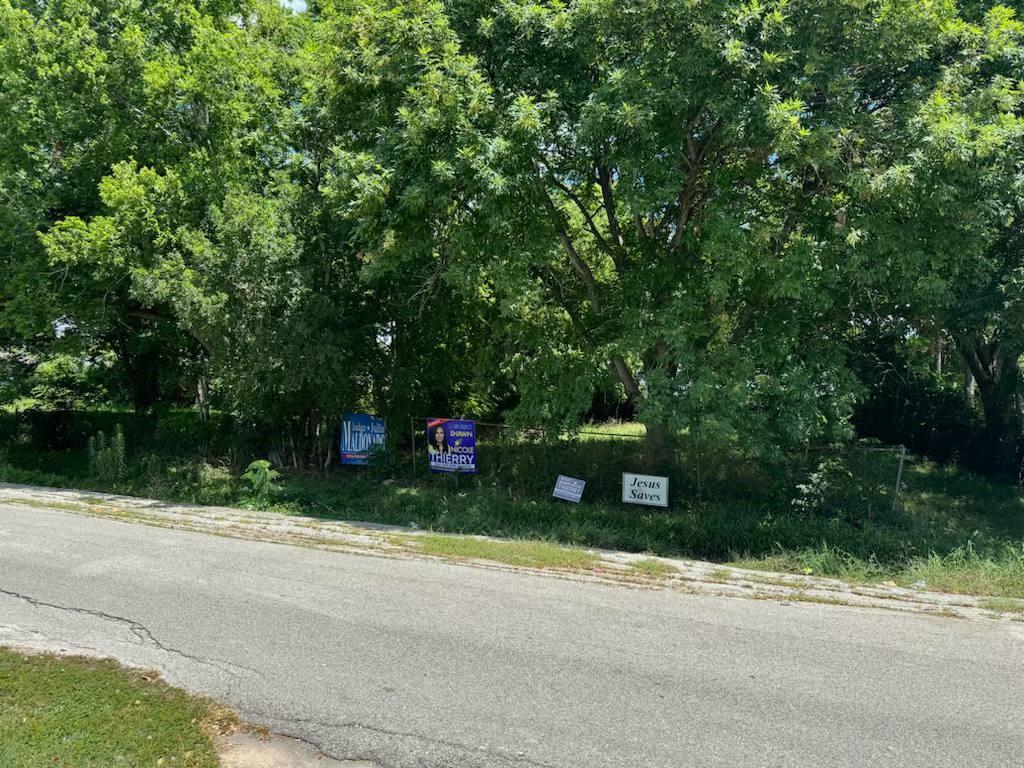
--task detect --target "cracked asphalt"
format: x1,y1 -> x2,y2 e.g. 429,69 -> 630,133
2,501 -> 1023,767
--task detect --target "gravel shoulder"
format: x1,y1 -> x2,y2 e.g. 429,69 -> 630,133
2,481 -> 1017,623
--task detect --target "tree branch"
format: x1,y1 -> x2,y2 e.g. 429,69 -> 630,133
536,268 -> 590,338
534,171 -> 642,403
731,303 -> 756,345
959,337 -> 994,388
536,267 -> 642,404
610,355 -> 642,403
596,163 -> 624,254
634,214 -> 649,238
124,308 -> 214,355
546,174 -> 615,260
537,181 -> 603,313
669,118 -> 724,252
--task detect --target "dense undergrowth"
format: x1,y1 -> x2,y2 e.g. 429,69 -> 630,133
2,410 -> 1023,598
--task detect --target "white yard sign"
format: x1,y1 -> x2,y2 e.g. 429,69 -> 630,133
621,473 -> 669,508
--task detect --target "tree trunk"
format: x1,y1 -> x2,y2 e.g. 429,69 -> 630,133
126,347 -> 160,414
963,358 -> 976,406
195,352 -> 211,422
959,337 -> 1023,475
976,379 -> 1021,476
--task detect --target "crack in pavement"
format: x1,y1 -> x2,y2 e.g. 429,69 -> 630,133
2,584 -> 553,768
0,622 -> 103,655
251,709 -> 560,768
3,488 -> 1009,625
0,587 -> 266,682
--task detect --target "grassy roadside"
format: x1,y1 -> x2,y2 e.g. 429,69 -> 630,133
3,415 -> 1024,599
978,597 -> 1024,615
408,534 -> 601,570
0,648 -> 232,768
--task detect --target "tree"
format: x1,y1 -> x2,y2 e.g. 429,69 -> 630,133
326,0 -> 968,460
6,0 -> 1022,483
2,0 -> 317,415
847,5 -> 1024,475
0,0 -> 249,409
302,0 -> 518,428
29,1 -> 401,465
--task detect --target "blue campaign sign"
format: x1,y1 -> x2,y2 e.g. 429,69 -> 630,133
339,413 -> 387,466
426,418 -> 477,474
552,475 -> 586,503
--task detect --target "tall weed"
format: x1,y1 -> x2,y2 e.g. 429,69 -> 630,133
87,427 -> 126,485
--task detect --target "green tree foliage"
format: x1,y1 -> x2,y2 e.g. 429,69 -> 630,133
846,5 -> 1024,473
0,0 -> 259,410
303,0 -> 514,422
325,0 -> 982,458
8,1 -> 365,463
2,0 -> 1022,477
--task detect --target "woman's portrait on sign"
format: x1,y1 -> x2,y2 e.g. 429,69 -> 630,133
427,423 -> 450,454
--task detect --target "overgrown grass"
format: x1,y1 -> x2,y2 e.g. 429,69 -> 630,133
628,558 -> 679,578
979,597 -> 1024,615
728,546 -> 889,583
0,649 -> 230,767
730,543 -> 1024,598
710,567 -> 733,582
4,409 -> 1024,598
409,534 -> 600,570
898,544 -> 1024,597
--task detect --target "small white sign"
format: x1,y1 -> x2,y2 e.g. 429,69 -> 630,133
622,472 -> 669,507
552,475 -> 586,503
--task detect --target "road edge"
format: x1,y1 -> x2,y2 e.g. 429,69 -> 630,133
2,481 -> 1021,624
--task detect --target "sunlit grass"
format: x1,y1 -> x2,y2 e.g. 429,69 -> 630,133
0,650 -> 230,768
710,567 -> 733,582
409,534 -> 600,570
628,558 -> 679,578
574,422 -> 646,441
897,545 -> 1024,598
979,597 -> 1024,614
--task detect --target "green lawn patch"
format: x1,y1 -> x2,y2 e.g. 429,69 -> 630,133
709,567 -> 733,582
629,558 -> 679,578
0,649 -> 231,768
409,534 -> 600,570
980,597 -> 1024,615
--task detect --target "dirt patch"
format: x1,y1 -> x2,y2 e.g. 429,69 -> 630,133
217,731 -> 379,767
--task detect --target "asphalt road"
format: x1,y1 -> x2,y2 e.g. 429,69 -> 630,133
1,502 -> 1022,768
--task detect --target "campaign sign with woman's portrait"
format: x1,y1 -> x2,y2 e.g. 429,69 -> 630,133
426,418 -> 477,473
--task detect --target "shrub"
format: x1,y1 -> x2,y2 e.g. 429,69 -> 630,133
240,459 -> 282,500
792,458 -> 850,516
